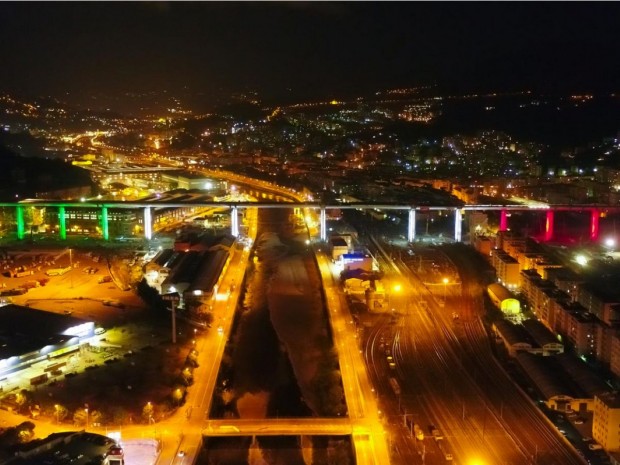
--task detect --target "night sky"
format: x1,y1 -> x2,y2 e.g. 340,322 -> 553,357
1,2 -> 620,104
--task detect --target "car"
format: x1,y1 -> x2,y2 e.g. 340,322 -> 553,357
217,326 -> 224,334
178,450 -> 185,457
582,437 -> 593,442
94,327 -> 106,335
589,444 -> 603,451
444,453 -> 453,461
574,419 -> 584,424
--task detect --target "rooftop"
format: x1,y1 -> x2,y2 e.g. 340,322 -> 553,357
0,305 -> 91,360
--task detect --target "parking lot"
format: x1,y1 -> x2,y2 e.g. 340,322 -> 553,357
0,247 -> 145,326
549,409 -> 611,465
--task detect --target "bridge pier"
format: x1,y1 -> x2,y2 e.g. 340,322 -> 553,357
101,206 -> 109,241
58,206 -> 67,240
320,207 -> 326,241
144,206 -> 152,240
590,209 -> 600,241
500,209 -> 508,232
454,208 -> 462,242
16,205 -> 25,240
544,210 -> 554,242
230,206 -> 239,237
407,208 -> 416,243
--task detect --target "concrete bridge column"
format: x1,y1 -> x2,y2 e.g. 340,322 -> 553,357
144,206 -> 152,240
544,210 -> 554,242
590,209 -> 600,241
58,206 -> 67,240
500,209 -> 508,232
101,206 -> 109,241
16,205 -> 25,240
407,208 -> 416,243
231,206 -> 239,237
320,207 -> 326,241
454,208 -> 462,242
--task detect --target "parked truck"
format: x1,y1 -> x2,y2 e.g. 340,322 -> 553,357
46,266 -> 72,276
30,373 -> 48,386
12,267 -> 33,278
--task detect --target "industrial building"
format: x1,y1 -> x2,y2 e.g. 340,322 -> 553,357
145,236 -> 233,312
2,431 -> 124,465
514,352 -> 609,412
487,283 -> 521,319
0,305 -> 94,381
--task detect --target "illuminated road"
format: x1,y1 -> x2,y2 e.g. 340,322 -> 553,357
316,252 -> 392,465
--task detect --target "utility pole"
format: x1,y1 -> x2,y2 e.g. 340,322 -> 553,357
69,248 -> 73,289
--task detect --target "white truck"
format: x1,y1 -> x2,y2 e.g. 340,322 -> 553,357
46,266 -> 72,276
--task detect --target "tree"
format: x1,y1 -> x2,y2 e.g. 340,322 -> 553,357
52,404 -> 69,423
90,410 -> 104,426
136,279 -> 168,313
14,390 -> 29,407
171,386 -> 185,406
186,349 -> 199,367
181,367 -> 194,386
73,409 -> 86,426
110,406 -> 129,426
142,402 -> 155,424
15,421 -> 35,443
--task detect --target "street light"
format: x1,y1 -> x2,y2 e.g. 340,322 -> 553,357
84,404 -> 89,430
391,283 -> 405,314
54,404 -> 60,424
575,254 -> 588,266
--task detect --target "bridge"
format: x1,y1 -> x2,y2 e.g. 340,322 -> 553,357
3,199 -> 617,243
203,418 -> 355,436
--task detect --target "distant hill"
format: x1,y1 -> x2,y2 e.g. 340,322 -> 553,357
0,145 -> 95,201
